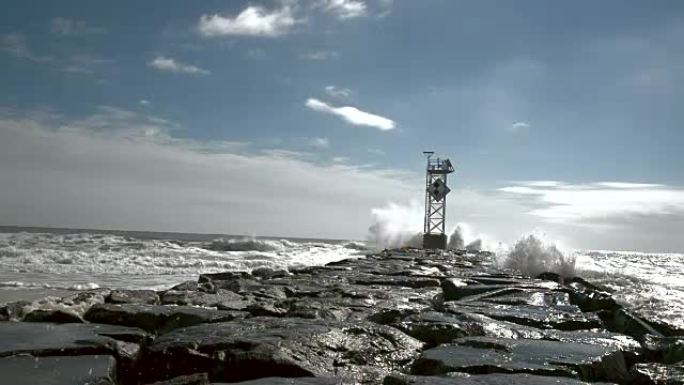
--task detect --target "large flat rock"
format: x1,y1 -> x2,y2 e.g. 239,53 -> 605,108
384,373 -> 617,385
138,317 -> 423,384
84,303 -> 247,334
0,322 -> 146,357
0,354 -> 117,385
218,378 -> 354,385
630,362 -> 684,385
443,300 -> 602,330
411,336 -> 628,383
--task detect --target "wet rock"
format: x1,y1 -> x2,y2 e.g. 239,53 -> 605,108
642,335 -> 684,364
353,276 -> 441,288
443,300 -> 601,331
0,354 -> 117,385
599,308 -> 663,341
138,317 -> 423,384
146,373 -> 210,385
198,271 -> 251,283
0,300 -> 30,321
84,303 -> 247,334
543,329 -> 643,366
169,280 -> 200,291
565,279 -> 621,313
108,289 -> 160,305
384,372 -> 618,385
251,267 -> 290,279
379,311 -> 480,347
411,336 -> 628,383
220,378 -> 354,385
0,322 -> 146,358
9,290 -> 110,322
22,308 -> 84,323
160,289 -> 250,310
630,362 -> 684,385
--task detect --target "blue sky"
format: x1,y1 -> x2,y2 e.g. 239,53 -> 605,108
1,1 -> 683,251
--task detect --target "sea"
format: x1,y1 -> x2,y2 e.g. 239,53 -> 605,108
0,226 -> 682,331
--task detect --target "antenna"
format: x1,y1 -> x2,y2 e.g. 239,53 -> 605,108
422,151 -> 455,249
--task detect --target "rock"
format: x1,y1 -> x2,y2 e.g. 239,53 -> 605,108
630,362 -> 684,385
642,335 -> 684,364
543,329 -> 643,366
160,289 -> 250,310
599,308 -> 663,341
381,311 -> 479,347
84,303 -> 247,334
219,378 -> 354,385
146,373 -> 211,385
353,276 -> 441,288
138,317 -> 423,384
565,283 -> 621,313
22,308 -> 84,323
0,321 -> 146,358
0,354 -> 117,385
251,267 -> 290,279
536,272 -> 564,284
0,300 -> 31,321
198,271 -> 250,283
411,336 -> 629,383
443,300 -> 602,331
108,289 -> 160,305
384,372 -> 618,385
168,280 -> 200,291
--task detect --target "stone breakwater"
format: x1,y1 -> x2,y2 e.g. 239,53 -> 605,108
0,249 -> 682,385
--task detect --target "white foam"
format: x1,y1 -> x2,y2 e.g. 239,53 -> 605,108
0,232 -> 365,291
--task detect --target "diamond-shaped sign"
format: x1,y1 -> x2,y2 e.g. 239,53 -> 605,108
428,178 -> 450,201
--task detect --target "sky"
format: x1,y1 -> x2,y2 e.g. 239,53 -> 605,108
1,0 -> 683,252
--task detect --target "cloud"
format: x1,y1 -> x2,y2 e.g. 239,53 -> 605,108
325,85 -> 352,98
300,50 -> 339,60
499,182 -> 684,222
1,33 -> 54,63
508,121 -> 531,132
305,98 -> 395,130
198,6 -> 298,37
0,107 -> 413,239
306,137 -> 330,148
148,56 -> 209,75
139,99 -> 151,106
50,17 -> 104,36
319,0 -> 367,19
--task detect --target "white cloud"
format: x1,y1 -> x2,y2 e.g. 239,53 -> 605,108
1,33 -> 54,63
305,98 -> 395,131
319,0 -> 367,19
325,85 -> 352,98
148,56 -> 209,75
508,121 -> 531,132
307,137 -> 330,148
499,182 -> 684,222
301,50 -> 339,60
50,17 -> 104,36
0,107 -> 412,239
139,99 -> 151,106
198,6 -> 298,38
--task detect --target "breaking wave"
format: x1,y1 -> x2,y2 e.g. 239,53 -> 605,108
0,231 -> 365,291
500,234 -> 576,278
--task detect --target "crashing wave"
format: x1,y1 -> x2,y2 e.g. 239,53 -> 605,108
204,238 -> 294,252
501,234 -> 575,278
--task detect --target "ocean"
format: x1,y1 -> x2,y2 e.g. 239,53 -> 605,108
0,226 -> 682,331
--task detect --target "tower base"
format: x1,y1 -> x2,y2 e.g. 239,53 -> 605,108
422,233 -> 447,250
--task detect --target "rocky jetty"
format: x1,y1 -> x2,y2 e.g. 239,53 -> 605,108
1,248 -> 682,385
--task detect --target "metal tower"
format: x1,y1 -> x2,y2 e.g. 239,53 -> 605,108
422,152 -> 455,249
